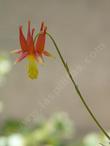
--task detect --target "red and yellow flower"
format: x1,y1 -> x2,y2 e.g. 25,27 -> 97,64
13,21 -> 52,79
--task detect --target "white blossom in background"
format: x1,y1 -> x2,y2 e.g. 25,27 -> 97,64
0,55 -> 12,86
8,134 -> 25,146
83,132 -> 110,146
0,137 -> 7,146
83,133 -> 100,146
0,57 -> 11,76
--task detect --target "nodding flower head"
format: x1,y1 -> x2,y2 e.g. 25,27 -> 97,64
12,21 -> 52,79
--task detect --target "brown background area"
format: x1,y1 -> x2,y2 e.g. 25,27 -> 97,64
0,0 -> 110,136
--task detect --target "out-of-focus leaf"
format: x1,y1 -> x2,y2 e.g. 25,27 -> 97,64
0,120 -> 27,135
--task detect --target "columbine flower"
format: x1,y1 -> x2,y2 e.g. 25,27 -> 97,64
13,21 -> 51,79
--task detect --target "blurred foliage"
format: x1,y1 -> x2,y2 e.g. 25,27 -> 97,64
0,113 -> 74,146
0,120 -> 27,135
0,113 -> 109,146
0,114 -> 109,146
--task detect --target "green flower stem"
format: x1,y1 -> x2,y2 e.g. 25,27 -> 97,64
46,32 -> 110,140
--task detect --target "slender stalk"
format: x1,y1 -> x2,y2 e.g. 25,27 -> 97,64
46,32 -> 110,140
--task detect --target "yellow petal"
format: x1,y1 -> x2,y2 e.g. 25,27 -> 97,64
27,55 -> 38,79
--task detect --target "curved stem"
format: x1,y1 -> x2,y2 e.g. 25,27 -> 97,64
46,32 -> 110,140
